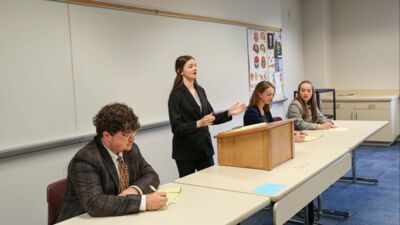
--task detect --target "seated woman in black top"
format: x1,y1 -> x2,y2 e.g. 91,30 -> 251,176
244,81 -> 306,142
244,81 -> 275,125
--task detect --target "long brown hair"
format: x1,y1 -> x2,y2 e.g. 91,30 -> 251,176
171,55 -> 197,92
249,81 -> 275,114
295,80 -> 318,122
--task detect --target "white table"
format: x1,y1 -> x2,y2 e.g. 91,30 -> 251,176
300,120 -> 388,150
175,121 -> 387,225
56,183 -> 270,225
176,150 -> 351,225
301,120 -> 388,184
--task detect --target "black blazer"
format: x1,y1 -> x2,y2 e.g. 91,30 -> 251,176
243,105 -> 273,126
168,83 -> 231,160
54,136 -> 160,224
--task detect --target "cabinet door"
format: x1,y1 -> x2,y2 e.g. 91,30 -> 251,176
335,102 -> 354,120
336,109 -> 353,120
355,109 -> 393,142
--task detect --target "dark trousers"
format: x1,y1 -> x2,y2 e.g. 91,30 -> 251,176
175,157 -> 214,178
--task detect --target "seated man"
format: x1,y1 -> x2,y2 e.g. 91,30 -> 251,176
54,102 -> 167,224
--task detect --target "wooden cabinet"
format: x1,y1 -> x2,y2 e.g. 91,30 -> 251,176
321,98 -> 399,144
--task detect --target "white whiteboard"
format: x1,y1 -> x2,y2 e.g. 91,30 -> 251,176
69,4 -> 249,135
0,0 -> 76,151
0,1 -> 271,153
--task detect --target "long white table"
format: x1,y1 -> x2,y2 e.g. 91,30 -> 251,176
57,120 -> 387,225
176,152 -> 351,225
302,120 -> 388,184
300,120 -> 388,150
176,120 -> 387,225
56,183 -> 270,225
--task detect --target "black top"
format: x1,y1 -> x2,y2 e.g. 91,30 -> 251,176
243,105 -> 273,126
168,84 -> 231,160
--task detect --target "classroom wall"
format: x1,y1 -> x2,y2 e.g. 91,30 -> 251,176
280,0 -> 305,109
302,0 -> 331,88
0,1 -> 305,225
302,0 -> 399,90
112,0 -> 282,28
329,0 -> 399,89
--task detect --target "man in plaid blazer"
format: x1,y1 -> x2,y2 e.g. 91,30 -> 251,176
54,103 -> 167,224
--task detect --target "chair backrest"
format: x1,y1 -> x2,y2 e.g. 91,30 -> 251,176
47,178 -> 67,225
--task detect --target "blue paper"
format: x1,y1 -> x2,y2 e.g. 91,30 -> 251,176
252,183 -> 286,195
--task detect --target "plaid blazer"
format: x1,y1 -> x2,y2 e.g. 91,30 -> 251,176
54,136 -> 160,224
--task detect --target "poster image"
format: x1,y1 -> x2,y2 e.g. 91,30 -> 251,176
248,29 -> 268,93
267,33 -> 274,49
274,32 -> 282,58
248,29 -> 285,99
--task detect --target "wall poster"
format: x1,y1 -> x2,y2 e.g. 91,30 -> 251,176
247,29 -> 284,100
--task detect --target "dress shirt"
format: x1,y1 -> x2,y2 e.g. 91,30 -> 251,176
102,141 -> 146,211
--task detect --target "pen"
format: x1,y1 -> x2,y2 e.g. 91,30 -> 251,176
149,185 -> 157,192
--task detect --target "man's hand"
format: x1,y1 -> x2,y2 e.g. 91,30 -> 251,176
146,192 -> 168,210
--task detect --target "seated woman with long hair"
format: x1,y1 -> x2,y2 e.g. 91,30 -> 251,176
287,80 -> 335,130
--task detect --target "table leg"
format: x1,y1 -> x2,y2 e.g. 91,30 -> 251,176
340,149 -> 378,185
287,202 -> 322,225
316,195 -> 350,218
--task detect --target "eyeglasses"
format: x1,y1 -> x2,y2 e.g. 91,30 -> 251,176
117,131 -> 136,138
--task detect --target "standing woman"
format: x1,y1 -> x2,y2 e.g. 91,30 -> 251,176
168,55 -> 246,178
287,80 -> 335,130
244,81 -> 306,142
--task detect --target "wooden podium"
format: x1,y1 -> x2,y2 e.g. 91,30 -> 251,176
215,119 -> 295,171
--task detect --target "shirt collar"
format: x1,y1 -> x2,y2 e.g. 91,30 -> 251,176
101,139 -> 122,162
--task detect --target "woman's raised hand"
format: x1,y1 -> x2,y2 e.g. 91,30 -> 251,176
228,102 -> 247,116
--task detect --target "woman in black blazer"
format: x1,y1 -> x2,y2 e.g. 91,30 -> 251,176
168,55 -> 246,178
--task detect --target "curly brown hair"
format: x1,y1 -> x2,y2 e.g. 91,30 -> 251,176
93,102 -> 140,136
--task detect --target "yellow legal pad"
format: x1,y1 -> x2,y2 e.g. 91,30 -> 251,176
158,186 -> 182,210
303,133 -> 323,142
